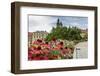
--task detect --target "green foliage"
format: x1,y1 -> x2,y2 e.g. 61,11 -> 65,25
46,18 -> 86,42
50,50 -> 60,56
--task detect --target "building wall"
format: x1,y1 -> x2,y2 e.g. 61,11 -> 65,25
32,31 -> 48,41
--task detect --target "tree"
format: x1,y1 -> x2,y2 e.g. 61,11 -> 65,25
46,18 -> 84,42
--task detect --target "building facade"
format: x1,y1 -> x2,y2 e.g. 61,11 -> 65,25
28,31 -> 48,47
32,31 -> 48,41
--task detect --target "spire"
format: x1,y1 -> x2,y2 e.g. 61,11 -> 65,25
56,18 -> 63,27
57,18 -> 60,26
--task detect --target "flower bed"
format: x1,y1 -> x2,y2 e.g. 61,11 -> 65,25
28,39 -> 74,60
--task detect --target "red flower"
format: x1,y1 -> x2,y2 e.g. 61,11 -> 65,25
39,56 -> 49,60
32,57 -> 41,60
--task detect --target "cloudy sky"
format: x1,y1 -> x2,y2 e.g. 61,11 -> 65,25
28,15 -> 88,33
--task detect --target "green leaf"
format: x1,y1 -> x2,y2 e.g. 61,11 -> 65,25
51,50 -> 60,55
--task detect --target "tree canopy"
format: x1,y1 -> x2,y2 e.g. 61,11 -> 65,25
46,18 -> 83,42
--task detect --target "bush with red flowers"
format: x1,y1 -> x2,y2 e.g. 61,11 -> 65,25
28,39 -> 74,60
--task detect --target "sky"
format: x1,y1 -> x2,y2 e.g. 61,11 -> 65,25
28,15 -> 88,33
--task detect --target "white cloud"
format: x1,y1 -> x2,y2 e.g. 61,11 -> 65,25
29,15 -> 54,32
28,15 -> 88,32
